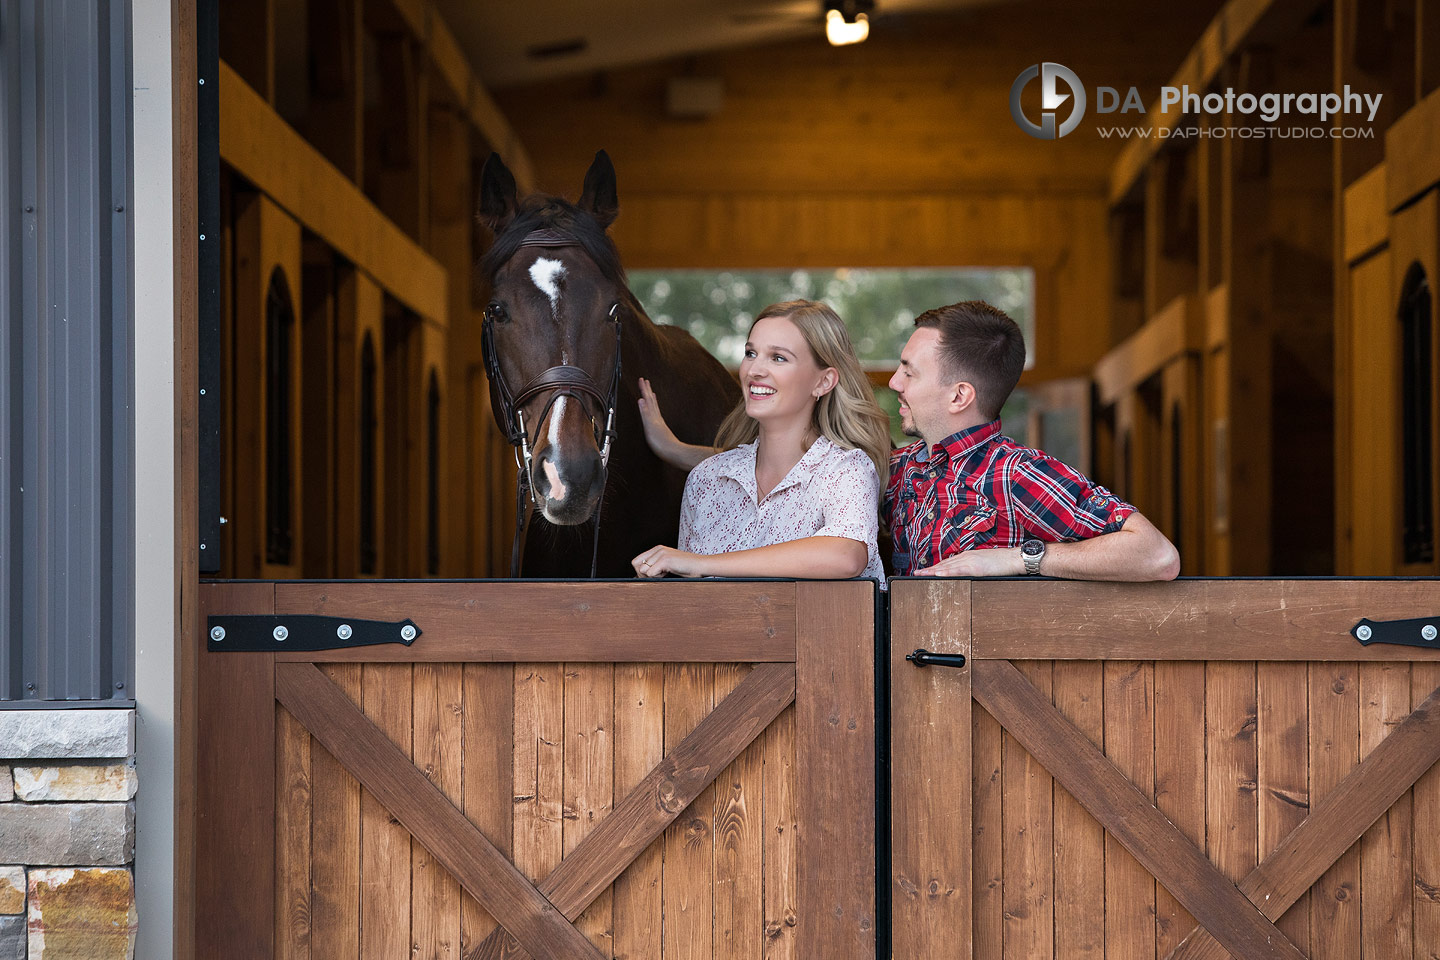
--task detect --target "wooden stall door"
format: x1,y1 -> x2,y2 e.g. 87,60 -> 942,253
196,580 -> 877,960
891,578 -> 1440,960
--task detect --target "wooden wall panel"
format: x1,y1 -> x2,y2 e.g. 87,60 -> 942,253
333,269 -> 386,578
1389,190 -> 1440,577
230,193 -> 305,579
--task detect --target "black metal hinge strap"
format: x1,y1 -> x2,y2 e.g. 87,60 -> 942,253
207,615 -> 422,652
905,648 -> 968,669
1352,616 -> 1440,650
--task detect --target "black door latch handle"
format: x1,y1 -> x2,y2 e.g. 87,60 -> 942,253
905,648 -> 967,669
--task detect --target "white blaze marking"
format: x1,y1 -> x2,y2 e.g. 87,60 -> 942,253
529,257 -> 565,312
544,396 -> 569,502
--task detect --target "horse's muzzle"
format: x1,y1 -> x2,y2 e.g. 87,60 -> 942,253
534,449 -> 605,525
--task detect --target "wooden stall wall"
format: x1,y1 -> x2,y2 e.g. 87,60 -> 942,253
196,580 -> 878,960
216,0 -> 530,578
493,3 -> 1217,387
891,577 -> 1440,960
1337,68 -> 1440,573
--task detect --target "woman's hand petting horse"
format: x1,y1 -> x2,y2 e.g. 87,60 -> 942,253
637,377 -> 716,471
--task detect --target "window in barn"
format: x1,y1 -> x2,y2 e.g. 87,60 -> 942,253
360,333 -> 378,575
1400,262 -> 1434,565
631,267 -> 1035,445
427,369 -> 441,576
265,267 -> 295,567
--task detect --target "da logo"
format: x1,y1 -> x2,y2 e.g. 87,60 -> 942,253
1010,62 -> 1086,140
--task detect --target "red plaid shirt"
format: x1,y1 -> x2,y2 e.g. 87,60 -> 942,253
883,420 -> 1135,575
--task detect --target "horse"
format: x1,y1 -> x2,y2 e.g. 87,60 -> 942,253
477,150 -> 740,578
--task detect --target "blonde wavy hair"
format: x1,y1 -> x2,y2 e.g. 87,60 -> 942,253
714,300 -> 893,482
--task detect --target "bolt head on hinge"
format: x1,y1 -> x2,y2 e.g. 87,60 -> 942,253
400,624 -> 417,642
210,625 -> 225,642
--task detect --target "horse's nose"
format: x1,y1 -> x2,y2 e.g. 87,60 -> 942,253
534,448 -> 604,510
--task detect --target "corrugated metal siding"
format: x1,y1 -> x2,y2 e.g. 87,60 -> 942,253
0,0 -> 134,702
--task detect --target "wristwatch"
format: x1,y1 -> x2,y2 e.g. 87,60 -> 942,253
1021,539 -> 1046,576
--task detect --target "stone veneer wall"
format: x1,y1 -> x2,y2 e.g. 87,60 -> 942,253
0,711 -> 137,960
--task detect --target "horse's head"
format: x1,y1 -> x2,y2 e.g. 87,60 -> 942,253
478,151 -> 629,527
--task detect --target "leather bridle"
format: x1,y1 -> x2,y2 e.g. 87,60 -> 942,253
480,229 -> 624,577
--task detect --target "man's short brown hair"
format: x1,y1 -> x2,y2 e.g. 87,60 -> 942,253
913,300 -> 1026,421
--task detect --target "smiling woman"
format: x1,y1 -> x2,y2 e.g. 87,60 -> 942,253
633,300 -> 892,582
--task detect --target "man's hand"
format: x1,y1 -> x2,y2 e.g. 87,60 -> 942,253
915,547 -> 1023,578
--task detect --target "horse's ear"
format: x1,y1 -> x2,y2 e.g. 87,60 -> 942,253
578,150 -> 619,229
478,152 -> 518,233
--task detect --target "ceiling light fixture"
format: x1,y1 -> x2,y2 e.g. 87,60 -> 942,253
825,0 -> 872,46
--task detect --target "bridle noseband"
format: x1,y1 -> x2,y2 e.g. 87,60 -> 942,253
481,229 -> 624,577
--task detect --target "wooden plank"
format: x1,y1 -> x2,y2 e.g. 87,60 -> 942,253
565,663 -> 614,956
1255,663 -> 1310,956
1167,677 -> 1440,960
218,61 -> 448,322
713,663 -> 763,960
889,580 -> 972,960
763,700 -> 798,960
969,581 -> 1440,660
664,662 -> 715,960
1412,663 -> 1440,959
413,663 -> 463,960
360,663 -> 412,960
612,664 -> 664,960
1052,661 -> 1105,960
796,581 -> 877,958
275,662 -> 606,960
1005,661 -> 1054,960
275,702 -> 312,959
1342,163 -> 1389,263
425,9 -> 470,106
1344,249 -> 1400,575
1359,663 -> 1414,960
197,583 -> 276,960
512,663 -> 565,892
197,581 -> 275,960
1153,662 -> 1205,958
970,659 -> 1305,960
461,664 -> 514,956
1385,88 -> 1440,210
1204,662 -> 1258,890
1103,661 -> 1157,960
1309,662 -> 1361,960
274,581 -> 797,661
311,664 -> 362,960
1092,294 -> 1200,405
973,697 -> 1005,960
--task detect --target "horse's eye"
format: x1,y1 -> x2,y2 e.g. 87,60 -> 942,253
487,302 -> 508,323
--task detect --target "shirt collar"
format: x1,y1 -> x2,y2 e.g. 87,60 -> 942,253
718,437 -> 835,503
925,420 -> 1002,467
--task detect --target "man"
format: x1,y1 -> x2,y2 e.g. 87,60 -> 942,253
884,301 -> 1179,580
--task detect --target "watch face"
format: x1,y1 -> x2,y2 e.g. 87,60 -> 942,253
1022,540 -> 1044,557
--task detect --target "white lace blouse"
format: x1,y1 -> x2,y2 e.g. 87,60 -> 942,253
678,436 -> 884,582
